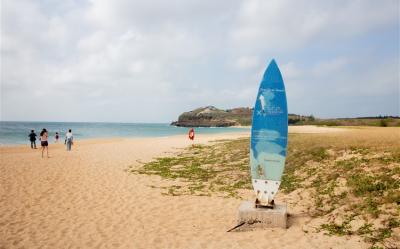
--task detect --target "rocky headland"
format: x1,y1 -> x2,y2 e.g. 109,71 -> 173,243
171,106 -> 400,127
170,106 -> 252,127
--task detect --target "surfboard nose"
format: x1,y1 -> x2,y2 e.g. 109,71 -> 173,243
262,59 -> 283,84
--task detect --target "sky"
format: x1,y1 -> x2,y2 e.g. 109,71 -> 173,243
1,0 -> 399,122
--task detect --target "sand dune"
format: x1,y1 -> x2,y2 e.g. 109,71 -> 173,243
1,127 -> 369,249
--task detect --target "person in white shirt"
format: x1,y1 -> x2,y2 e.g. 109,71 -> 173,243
65,129 -> 74,151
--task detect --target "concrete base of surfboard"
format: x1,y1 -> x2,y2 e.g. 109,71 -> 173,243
236,201 -> 287,231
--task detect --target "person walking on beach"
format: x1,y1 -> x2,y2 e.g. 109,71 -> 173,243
40,128 -> 49,158
188,128 -> 195,147
28,130 -> 37,149
54,132 -> 60,143
65,129 -> 73,151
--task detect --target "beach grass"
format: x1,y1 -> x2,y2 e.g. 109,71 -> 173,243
131,139 -> 252,198
130,127 -> 399,248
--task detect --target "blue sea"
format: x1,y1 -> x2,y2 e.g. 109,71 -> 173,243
0,121 -> 248,145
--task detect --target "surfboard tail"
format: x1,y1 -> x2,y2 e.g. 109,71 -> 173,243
252,179 -> 280,206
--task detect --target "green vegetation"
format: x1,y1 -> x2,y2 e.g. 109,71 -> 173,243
320,218 -> 399,248
130,128 -> 400,248
379,119 -> 388,127
131,139 -> 252,198
289,115 -> 400,127
320,215 -> 354,236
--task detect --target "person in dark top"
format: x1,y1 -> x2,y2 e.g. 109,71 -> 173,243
28,130 -> 37,149
55,132 -> 60,143
40,128 -> 49,158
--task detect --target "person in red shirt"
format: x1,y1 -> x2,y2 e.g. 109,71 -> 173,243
188,128 -> 195,147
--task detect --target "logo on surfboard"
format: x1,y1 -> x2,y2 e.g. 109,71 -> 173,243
257,89 -> 284,116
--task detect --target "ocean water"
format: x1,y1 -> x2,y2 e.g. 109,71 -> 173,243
0,121 -> 248,145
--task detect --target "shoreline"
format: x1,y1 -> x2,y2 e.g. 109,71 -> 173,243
0,131 -> 250,149
0,125 -> 356,148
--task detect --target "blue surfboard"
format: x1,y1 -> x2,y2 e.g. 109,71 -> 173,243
250,59 -> 288,207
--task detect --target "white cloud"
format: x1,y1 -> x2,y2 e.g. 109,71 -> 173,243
1,0 -> 398,121
311,57 -> 348,77
234,56 -> 260,70
281,61 -> 303,80
230,0 -> 397,52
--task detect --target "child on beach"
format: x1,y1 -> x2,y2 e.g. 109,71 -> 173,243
55,132 -> 59,143
28,130 -> 37,149
40,128 -> 49,158
65,129 -> 73,151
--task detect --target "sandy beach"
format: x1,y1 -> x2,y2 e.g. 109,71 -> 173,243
0,126 -> 376,248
